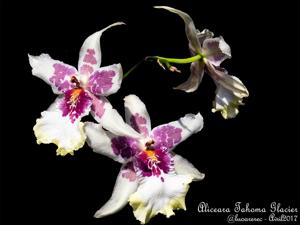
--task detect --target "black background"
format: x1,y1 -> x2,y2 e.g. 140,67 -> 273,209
0,0 -> 299,224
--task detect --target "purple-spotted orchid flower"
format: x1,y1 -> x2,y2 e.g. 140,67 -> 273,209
29,22 -> 141,156
154,6 -> 249,119
84,94 -> 204,224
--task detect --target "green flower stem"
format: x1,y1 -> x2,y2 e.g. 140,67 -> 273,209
123,59 -> 145,79
146,54 -> 203,64
123,54 -> 203,79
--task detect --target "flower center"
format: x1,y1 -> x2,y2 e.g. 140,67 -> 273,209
60,79 -> 92,123
69,88 -> 83,106
143,140 -> 159,166
135,142 -> 172,180
140,149 -> 161,177
144,150 -> 157,161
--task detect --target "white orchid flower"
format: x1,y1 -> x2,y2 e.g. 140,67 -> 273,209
154,6 -> 249,119
29,22 -> 140,156
85,94 -> 205,224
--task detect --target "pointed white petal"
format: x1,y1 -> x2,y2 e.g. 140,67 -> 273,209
90,96 -> 142,139
78,22 -> 125,74
151,113 -> 204,151
124,95 -> 151,137
28,54 -> 77,94
94,164 -> 138,218
173,154 -> 205,181
174,61 -> 204,92
154,6 -> 201,53
84,122 -> 122,162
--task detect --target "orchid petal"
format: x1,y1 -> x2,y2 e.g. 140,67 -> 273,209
202,36 -> 231,66
129,174 -> 192,224
87,63 -> 123,96
151,113 -> 203,151
94,164 -> 138,218
90,96 -> 142,139
206,61 -> 249,97
206,62 -> 249,118
218,75 -> 249,99
84,122 -> 139,163
154,6 -> 201,53
78,22 -> 125,75
84,122 -> 122,162
173,154 -> 205,181
28,54 -> 77,94
124,95 -> 151,137
212,82 -> 247,119
196,28 -> 214,45
174,61 -> 205,93
33,98 -> 86,156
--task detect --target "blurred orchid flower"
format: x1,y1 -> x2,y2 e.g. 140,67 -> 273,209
85,94 -> 205,224
29,22 -> 141,156
154,6 -> 249,119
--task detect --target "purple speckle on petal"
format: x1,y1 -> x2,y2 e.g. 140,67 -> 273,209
79,64 -> 94,75
204,39 -> 227,64
111,136 -> 139,159
121,162 -> 137,182
90,95 -> 106,118
59,88 -> 92,123
206,40 -> 219,49
152,125 -> 182,150
130,113 -> 149,136
87,70 -> 115,95
214,54 -> 224,62
50,63 -> 76,92
59,81 -> 72,91
83,49 -> 97,65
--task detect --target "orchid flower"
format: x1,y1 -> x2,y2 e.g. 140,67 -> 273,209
152,6 -> 249,119
84,94 -> 204,224
29,22 -> 141,156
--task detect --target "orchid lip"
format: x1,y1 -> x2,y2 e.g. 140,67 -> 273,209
135,147 -> 172,179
